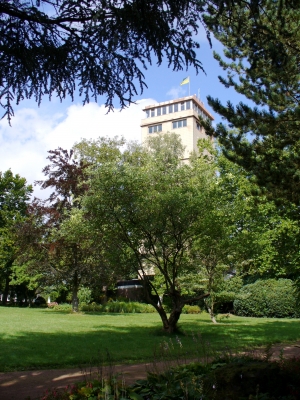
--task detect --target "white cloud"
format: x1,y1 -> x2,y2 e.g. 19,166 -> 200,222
166,86 -> 187,99
0,98 -> 156,198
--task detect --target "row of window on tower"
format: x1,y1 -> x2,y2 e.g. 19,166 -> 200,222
148,119 -> 190,134
145,100 -> 206,119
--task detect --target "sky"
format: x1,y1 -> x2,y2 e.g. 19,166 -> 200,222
0,26 -> 247,198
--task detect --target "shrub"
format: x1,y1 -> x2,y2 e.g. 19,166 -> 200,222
182,305 -> 201,314
234,279 -> 300,318
78,300 -> 156,313
140,303 -> 157,313
47,302 -> 58,308
80,302 -> 104,312
77,287 -> 92,304
130,356 -> 300,400
47,303 -> 73,312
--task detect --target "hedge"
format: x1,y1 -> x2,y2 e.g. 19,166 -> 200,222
48,301 -> 202,314
233,279 -> 300,318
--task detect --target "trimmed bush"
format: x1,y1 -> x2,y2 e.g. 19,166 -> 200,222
47,303 -> 73,312
79,301 -> 156,313
182,305 -> 201,314
234,279 -> 300,318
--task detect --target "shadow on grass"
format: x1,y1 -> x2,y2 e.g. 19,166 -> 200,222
0,314 -> 300,372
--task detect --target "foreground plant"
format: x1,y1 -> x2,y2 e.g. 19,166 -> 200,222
39,355 -> 300,400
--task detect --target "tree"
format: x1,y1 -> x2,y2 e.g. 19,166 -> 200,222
18,148 -> 99,311
180,140 -> 300,321
0,170 -> 32,304
0,0 -> 208,122
18,145 -> 130,310
84,134 -> 252,332
202,0 -> 300,206
177,140 -> 261,323
73,136 -> 125,167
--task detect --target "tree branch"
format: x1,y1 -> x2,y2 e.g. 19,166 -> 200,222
182,292 -> 210,305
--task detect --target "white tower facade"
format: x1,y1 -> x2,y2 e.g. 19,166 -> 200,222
141,95 -> 214,160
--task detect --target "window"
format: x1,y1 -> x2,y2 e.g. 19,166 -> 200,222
193,104 -> 201,115
148,124 -> 162,134
157,107 -> 161,116
174,103 -> 178,112
169,104 -> 173,113
196,122 -> 201,130
181,102 -> 185,111
186,101 -> 191,110
172,119 -> 187,129
151,109 -> 155,117
162,106 -> 167,115
146,110 -> 150,118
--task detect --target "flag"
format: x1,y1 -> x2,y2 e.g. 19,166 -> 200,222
180,77 -> 190,86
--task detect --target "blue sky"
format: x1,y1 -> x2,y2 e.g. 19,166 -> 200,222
0,27 -> 247,198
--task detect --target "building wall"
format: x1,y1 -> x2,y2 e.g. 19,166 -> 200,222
141,95 -> 214,160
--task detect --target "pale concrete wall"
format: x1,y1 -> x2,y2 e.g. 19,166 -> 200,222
141,95 -> 214,159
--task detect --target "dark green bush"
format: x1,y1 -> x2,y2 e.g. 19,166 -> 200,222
234,279 -> 300,318
130,357 -> 300,400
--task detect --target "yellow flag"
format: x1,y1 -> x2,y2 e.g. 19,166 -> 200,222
180,77 -> 190,85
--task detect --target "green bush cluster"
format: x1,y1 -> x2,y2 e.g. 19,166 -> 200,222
80,301 -> 156,313
182,304 -> 201,314
234,279 -> 300,318
45,300 -> 202,314
47,303 -> 73,312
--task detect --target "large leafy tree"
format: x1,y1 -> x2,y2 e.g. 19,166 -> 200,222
202,0 -> 300,206
0,170 -> 32,304
84,134 -> 261,332
180,140 -> 300,321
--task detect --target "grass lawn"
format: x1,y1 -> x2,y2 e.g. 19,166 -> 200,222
0,307 -> 300,372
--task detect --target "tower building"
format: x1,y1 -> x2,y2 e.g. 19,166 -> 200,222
141,95 -> 214,160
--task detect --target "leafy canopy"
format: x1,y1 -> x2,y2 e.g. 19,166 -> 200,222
0,170 -> 32,303
202,0 -> 300,206
0,0 -> 207,122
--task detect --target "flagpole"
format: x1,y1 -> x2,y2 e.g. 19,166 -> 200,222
189,76 -> 190,96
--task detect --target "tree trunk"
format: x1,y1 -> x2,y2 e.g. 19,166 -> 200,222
2,274 -> 10,305
166,307 -> 182,333
205,299 -> 217,324
142,280 -> 182,333
156,294 -> 183,333
72,271 -> 79,312
156,307 -> 172,331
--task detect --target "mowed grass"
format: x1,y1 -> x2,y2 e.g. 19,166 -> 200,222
1,307 -> 300,372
